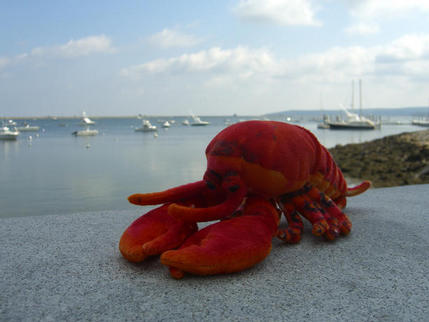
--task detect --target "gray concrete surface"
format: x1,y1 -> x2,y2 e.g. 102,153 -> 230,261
1,185 -> 428,321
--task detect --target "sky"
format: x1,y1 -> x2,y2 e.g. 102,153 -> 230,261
1,0 -> 429,117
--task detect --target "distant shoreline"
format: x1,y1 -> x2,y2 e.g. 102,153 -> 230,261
0,115 -> 251,120
1,106 -> 428,120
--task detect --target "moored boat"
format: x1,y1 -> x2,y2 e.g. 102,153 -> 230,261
0,126 -> 20,140
328,80 -> 379,130
72,128 -> 98,136
81,112 -> 95,125
191,115 -> 210,126
327,110 -> 377,130
16,124 -> 40,132
135,120 -> 157,132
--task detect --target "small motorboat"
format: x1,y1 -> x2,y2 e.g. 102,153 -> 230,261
190,115 -> 210,126
16,123 -> 40,132
0,126 -> 20,140
72,128 -> 99,136
81,112 -> 95,125
162,121 -> 171,128
135,120 -> 157,132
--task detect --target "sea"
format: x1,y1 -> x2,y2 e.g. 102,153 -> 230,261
0,115 -> 425,218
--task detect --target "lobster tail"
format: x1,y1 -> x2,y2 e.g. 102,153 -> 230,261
346,180 -> 371,197
128,180 -> 206,206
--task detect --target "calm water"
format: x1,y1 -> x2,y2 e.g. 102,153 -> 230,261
0,116 -> 424,218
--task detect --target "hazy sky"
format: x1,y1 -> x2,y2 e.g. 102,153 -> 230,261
1,0 -> 429,116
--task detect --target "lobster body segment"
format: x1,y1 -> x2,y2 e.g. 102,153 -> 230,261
205,121 -> 347,197
122,121 -> 371,278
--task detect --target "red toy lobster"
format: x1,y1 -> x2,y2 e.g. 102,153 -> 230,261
120,121 -> 370,279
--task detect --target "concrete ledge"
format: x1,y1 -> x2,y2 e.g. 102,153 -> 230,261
1,185 -> 428,321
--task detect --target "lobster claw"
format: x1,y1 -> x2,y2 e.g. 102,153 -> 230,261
119,204 -> 198,263
160,197 -> 280,279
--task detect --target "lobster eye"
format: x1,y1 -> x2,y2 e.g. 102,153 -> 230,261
228,184 -> 240,192
204,170 -> 222,189
206,181 -> 216,190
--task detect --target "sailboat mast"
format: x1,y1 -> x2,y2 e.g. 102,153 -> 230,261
359,79 -> 362,118
351,80 -> 355,111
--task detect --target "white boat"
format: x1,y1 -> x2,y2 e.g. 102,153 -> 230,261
328,80 -> 378,130
182,119 -> 190,126
16,124 -> 40,132
0,126 -> 20,140
162,121 -> 171,128
191,115 -> 210,126
81,112 -> 95,125
328,109 -> 377,130
135,120 -> 157,132
7,120 -> 17,126
72,128 -> 98,136
412,119 -> 429,127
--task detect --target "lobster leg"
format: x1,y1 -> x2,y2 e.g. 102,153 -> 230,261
276,202 -> 303,244
279,184 -> 351,241
119,204 -> 198,263
307,187 -> 352,236
289,194 -> 330,237
160,196 -> 280,279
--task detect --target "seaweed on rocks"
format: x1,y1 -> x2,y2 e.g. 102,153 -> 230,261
329,130 -> 429,188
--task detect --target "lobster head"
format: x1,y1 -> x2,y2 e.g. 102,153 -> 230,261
128,171 -> 247,223
128,120 -> 304,222
127,129 -> 255,222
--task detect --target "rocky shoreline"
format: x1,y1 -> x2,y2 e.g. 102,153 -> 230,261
329,129 -> 429,188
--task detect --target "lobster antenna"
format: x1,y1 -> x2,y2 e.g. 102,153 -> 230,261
128,180 -> 206,205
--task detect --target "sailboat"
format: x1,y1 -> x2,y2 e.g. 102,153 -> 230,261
328,80 -> 378,130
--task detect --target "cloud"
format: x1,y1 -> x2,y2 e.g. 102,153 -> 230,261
148,28 -> 201,48
30,35 -> 115,58
0,35 -> 115,73
121,46 -> 278,79
378,34 -> 429,62
345,23 -> 379,35
122,33 -> 429,85
0,57 -> 10,70
286,46 -> 375,83
233,0 -> 321,26
347,0 -> 429,18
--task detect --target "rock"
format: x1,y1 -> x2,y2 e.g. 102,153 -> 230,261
329,129 -> 429,188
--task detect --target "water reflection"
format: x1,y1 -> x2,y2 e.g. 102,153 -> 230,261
0,140 -> 20,161
0,118 -> 426,218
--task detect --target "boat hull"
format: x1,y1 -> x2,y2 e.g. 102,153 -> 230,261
328,122 -> 375,130
72,130 -> 98,136
191,122 -> 209,126
412,120 -> 429,127
135,128 -> 157,132
0,134 -> 19,140
16,126 -> 40,132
